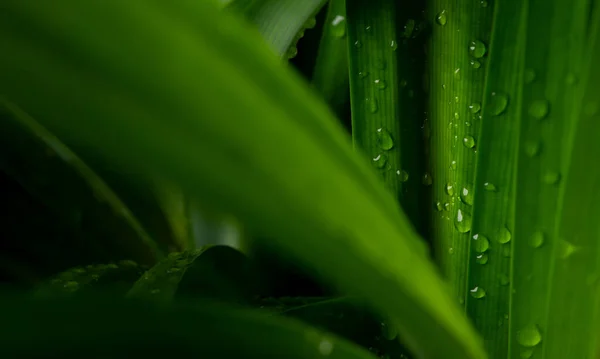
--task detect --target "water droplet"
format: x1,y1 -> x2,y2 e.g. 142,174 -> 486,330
455,209 -> 472,233
318,339 -> 334,356
473,234 -> 490,253
503,244 -> 512,257
444,202 -> 451,211
330,15 -> 346,38
480,0 -> 489,7
372,153 -> 387,168
471,60 -> 482,69
542,171 -> 561,185
524,69 -> 536,84
465,121 -> 472,127
517,324 -> 542,347
397,169 -> 409,182
524,141 -> 541,157
463,135 -> 476,148
422,172 -> 433,186
483,182 -> 497,191
367,97 -> 379,113
497,226 -> 512,244
436,201 -> 444,211
358,70 -> 369,78
450,160 -> 457,170
530,231 -> 545,248
377,128 -> 394,150
498,273 -> 510,286
374,79 -> 387,90
469,40 -> 487,58
528,100 -> 550,119
364,25 -> 373,34
390,40 -> 398,51
489,92 -> 509,115
454,112 -> 460,120
476,253 -> 488,264
380,320 -> 398,340
520,349 -> 534,359
469,103 -> 481,114
436,10 -> 447,25
454,68 -> 461,80
354,40 -> 362,49
558,239 -> 577,259
461,186 -> 474,205
470,286 -> 486,299
445,182 -> 455,196
449,247 -> 454,254
403,19 -> 415,38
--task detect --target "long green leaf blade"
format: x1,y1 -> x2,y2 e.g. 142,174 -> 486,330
465,1 -> 527,357
0,1 -> 485,358
428,0 -> 494,303
0,294 -> 376,359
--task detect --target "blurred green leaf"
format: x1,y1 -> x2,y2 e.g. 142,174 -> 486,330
0,293 -> 377,359
0,1 -> 485,358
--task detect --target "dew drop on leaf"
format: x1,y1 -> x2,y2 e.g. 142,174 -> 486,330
529,231 -> 545,248
444,202 -> 451,211
461,186 -> 474,205
396,169 -> 409,182
358,70 -> 369,78
450,160 -> 457,170
498,273 -> 510,286
380,320 -> 398,340
330,15 -> 346,38
403,19 -> 415,38
483,182 -> 497,191
469,102 -> 481,113
455,209 -> 472,233
558,239 -> 577,259
390,40 -> 398,51
445,182 -> 455,196
489,92 -> 509,115
473,233 -> 490,253
516,324 -> 542,347
520,349 -> 534,359
463,135 -> 476,148
372,153 -> 387,168
524,141 -> 541,157
374,79 -> 387,90
476,253 -> 488,265
503,244 -> 512,257
436,10 -> 447,25
422,172 -> 433,186
524,69 -> 536,84
542,171 -> 561,185
454,68 -> 461,80
471,60 -> 482,69
435,201 -> 444,211
480,0 -> 489,7
468,40 -> 487,58
367,97 -> 379,113
528,100 -> 550,119
470,286 -> 486,299
377,128 -> 394,150
498,226 -> 512,244
318,339 -> 334,356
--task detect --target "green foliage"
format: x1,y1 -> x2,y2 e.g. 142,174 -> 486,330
0,0 -> 599,359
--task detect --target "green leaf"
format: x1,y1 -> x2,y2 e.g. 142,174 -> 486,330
0,100 -> 163,265
427,0 -> 494,303
0,293 -> 377,359
226,0 -> 327,58
311,0 -> 349,115
464,1 -> 527,357
0,1 -> 485,358
34,260 -> 147,298
127,246 -> 260,304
